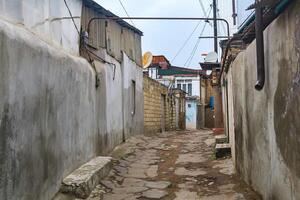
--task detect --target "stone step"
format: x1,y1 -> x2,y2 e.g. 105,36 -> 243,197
215,134 -> 228,144
54,156 -> 112,200
215,143 -> 231,158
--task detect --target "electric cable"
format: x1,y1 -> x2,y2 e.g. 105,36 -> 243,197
63,0 -> 80,35
184,7 -> 212,67
118,0 -> 136,26
171,6 -> 211,63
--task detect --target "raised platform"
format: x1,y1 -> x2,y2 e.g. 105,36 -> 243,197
55,156 -> 112,199
215,134 -> 228,144
215,143 -> 231,158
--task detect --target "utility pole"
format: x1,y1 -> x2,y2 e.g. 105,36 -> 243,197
212,0 -> 218,54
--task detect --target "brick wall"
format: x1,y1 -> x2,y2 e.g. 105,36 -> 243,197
143,76 -> 185,134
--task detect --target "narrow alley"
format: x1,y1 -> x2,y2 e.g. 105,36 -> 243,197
87,130 -> 260,200
1,0 -> 299,200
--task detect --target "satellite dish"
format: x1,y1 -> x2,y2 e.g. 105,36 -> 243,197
204,52 -> 218,63
142,52 -> 153,69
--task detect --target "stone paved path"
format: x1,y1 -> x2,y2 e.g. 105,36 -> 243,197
86,130 -> 261,200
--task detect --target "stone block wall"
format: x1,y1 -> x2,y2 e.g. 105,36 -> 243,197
143,76 -> 185,134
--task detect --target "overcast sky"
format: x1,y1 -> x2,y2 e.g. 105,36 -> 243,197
95,0 -> 234,69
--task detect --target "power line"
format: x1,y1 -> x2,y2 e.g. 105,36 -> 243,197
118,0 -> 135,26
184,7 -> 212,67
184,21 -> 208,67
171,5 -> 211,63
63,0 -> 80,35
171,21 -> 202,63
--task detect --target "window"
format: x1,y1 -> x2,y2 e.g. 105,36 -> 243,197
188,83 -> 192,96
131,80 -> 136,115
177,84 -> 181,89
188,104 -> 192,108
183,84 -> 187,92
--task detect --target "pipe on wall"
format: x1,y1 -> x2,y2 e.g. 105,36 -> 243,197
254,0 -> 265,91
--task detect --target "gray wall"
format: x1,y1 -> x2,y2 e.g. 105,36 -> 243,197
225,1 -> 300,199
0,0 -> 82,54
122,53 -> 144,139
0,16 -> 143,200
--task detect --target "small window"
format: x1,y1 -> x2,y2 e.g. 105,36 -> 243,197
188,104 -> 192,108
188,83 -> 192,96
177,84 -> 181,89
183,84 -> 187,92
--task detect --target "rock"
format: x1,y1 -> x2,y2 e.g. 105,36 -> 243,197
175,167 -> 207,176
145,181 -> 171,189
146,165 -> 158,178
174,190 -> 199,200
141,189 -> 168,199
175,153 -> 207,164
113,186 -> 148,194
208,182 -> 214,186
122,178 -> 146,187
204,138 -> 216,147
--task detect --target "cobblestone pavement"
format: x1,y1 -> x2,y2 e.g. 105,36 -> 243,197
87,130 -> 261,200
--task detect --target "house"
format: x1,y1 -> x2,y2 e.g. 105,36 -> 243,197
143,76 -> 186,134
0,0 -> 143,200
144,55 -> 208,129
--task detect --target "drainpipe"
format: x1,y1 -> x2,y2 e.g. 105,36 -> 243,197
232,0 -> 237,25
254,0 -> 265,91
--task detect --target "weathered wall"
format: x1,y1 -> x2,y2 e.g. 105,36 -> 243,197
0,18 -> 97,200
0,0 -> 82,54
122,53 -> 144,139
0,16 -> 143,200
225,1 -> 300,199
143,76 -> 185,134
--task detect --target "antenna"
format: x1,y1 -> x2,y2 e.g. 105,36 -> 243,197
142,52 -> 153,69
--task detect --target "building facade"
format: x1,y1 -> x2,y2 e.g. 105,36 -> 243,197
144,55 -> 205,129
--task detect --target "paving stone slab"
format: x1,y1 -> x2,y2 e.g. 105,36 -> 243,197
145,181 -> 171,189
141,189 -> 168,199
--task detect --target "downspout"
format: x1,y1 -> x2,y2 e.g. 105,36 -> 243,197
232,0 -> 237,25
254,0 -> 265,91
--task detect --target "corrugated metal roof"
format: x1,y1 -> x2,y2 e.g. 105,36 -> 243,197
83,0 -> 143,36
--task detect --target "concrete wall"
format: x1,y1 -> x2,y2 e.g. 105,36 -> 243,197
122,53 -> 144,139
0,0 -> 82,54
143,76 -> 185,134
224,1 -> 300,199
0,16 -> 143,200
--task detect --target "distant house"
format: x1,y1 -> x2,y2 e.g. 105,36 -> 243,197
144,55 -> 208,129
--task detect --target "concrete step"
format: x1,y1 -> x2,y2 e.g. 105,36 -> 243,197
54,156 -> 112,200
215,143 -> 231,158
215,134 -> 228,144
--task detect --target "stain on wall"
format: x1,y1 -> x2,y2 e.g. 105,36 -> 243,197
225,1 -> 300,199
274,13 -> 300,178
